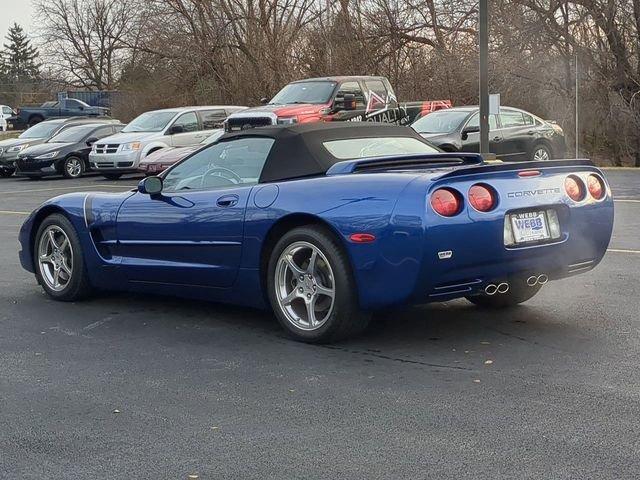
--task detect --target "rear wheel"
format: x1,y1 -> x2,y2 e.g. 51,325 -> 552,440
267,226 -> 369,343
62,156 -> 84,179
34,214 -> 93,301
466,282 -> 542,308
102,173 -> 122,180
531,144 -> 551,161
0,169 -> 14,178
28,116 -> 43,128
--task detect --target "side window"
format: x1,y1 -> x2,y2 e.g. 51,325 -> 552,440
199,109 -> 227,129
523,113 -> 535,126
172,112 -> 199,132
162,137 -> 275,193
364,80 -> 388,110
92,126 -> 114,139
466,113 -> 498,130
2,106 -> 13,115
66,99 -> 81,108
499,111 -> 525,128
335,81 -> 366,107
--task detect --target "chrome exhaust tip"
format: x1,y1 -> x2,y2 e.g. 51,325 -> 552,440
485,284 -> 498,295
497,282 -> 510,294
537,274 -> 548,285
526,275 -> 538,287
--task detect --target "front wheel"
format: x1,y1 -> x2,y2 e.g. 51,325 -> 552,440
466,282 -> 542,308
62,156 -> 84,179
0,168 -> 14,178
267,226 -> 370,343
34,214 -> 93,301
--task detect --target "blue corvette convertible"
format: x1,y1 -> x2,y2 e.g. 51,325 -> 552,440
19,123 -> 614,342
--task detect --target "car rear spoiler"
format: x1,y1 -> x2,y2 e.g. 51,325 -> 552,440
326,154 -> 595,177
326,153 -> 484,175
433,158 -> 595,181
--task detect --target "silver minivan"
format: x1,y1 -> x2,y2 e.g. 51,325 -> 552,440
89,106 -> 246,179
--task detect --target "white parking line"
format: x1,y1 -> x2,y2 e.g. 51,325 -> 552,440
0,210 -> 29,215
607,248 -> 640,254
615,199 -> 640,203
0,185 -> 136,195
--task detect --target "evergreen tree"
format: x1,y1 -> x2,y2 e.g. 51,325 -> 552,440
1,23 -> 39,81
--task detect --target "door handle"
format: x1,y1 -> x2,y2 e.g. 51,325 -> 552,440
492,136 -> 502,142
527,130 -> 535,135
216,194 -> 239,207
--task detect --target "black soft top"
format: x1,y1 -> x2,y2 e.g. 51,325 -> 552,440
216,122 -> 432,183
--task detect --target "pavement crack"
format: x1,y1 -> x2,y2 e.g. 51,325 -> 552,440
319,345 -> 474,371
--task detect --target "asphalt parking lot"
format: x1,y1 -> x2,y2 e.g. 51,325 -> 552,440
1,170 -> 639,479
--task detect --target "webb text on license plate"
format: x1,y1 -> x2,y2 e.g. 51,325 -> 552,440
510,211 -> 550,243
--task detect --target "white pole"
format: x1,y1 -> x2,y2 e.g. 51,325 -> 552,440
575,53 -> 579,158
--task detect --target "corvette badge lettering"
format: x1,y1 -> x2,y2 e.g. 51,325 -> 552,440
507,188 -> 560,198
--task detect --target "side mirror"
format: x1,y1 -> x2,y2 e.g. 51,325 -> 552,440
260,97 -> 269,105
461,125 -> 480,140
138,176 -> 163,196
86,136 -> 98,146
336,93 -> 357,111
168,125 -> 184,135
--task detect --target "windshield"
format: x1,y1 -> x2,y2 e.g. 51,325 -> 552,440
47,124 -> 96,143
411,110 -> 471,134
122,111 -> 177,133
19,122 -> 61,139
323,137 -> 439,159
269,81 -> 336,105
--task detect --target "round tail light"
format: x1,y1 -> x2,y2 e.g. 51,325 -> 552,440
564,175 -> 585,202
587,174 -> 605,200
430,188 -> 462,217
468,184 -> 496,212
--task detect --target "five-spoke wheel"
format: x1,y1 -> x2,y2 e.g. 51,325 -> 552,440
268,225 -> 370,343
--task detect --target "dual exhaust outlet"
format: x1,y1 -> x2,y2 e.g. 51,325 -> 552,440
484,274 -> 548,296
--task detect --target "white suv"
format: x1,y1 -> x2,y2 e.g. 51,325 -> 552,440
89,105 -> 246,179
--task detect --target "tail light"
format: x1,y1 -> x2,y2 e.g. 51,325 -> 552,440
564,175 -> 585,202
587,174 -> 605,200
468,184 -> 497,212
430,188 -> 462,217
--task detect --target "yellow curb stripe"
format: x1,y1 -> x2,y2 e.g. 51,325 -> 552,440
607,248 -> 640,254
0,210 -> 29,215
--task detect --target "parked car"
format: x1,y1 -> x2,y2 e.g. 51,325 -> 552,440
90,106 -> 246,180
13,98 -> 110,128
1,105 -> 15,131
15,122 -> 123,179
19,123 -> 613,343
411,106 -> 566,161
138,129 -> 225,175
0,117 -> 121,177
225,76 -> 451,131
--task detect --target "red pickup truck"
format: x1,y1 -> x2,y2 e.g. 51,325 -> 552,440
225,76 -> 450,131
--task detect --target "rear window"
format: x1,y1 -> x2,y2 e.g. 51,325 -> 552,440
323,137 -> 439,160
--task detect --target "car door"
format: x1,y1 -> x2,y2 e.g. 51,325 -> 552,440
167,111 -> 201,147
496,110 -> 530,160
460,112 -> 501,153
115,136 -> 275,288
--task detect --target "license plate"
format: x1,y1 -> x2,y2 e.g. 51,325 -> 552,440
510,211 -> 550,243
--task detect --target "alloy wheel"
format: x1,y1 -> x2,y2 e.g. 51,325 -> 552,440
533,148 -> 550,161
66,158 -> 82,177
275,241 -> 335,331
38,225 -> 73,291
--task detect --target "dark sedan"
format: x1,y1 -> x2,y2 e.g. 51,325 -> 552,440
15,122 -> 123,179
411,106 -> 566,161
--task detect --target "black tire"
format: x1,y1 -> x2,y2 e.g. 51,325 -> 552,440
62,156 -> 85,179
530,143 -> 552,161
466,282 -> 542,308
0,169 -> 14,178
34,213 -> 93,301
267,225 -> 370,343
102,173 -> 122,180
28,116 -> 43,128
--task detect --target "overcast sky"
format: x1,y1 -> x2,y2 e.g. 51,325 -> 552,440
1,0 -> 34,41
